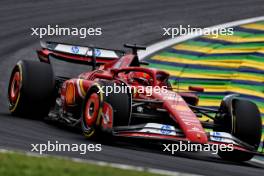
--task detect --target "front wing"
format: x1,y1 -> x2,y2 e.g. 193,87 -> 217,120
113,123 -> 264,156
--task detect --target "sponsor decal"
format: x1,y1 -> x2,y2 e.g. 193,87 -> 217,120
209,132 -> 238,145
71,46 -> 80,54
160,125 -> 172,135
211,132 -> 222,141
188,127 -> 204,133
94,49 -> 101,57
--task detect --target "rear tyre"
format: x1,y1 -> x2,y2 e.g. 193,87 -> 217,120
8,60 -> 55,118
216,99 -> 262,161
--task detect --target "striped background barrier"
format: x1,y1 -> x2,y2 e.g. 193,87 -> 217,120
145,21 -> 264,152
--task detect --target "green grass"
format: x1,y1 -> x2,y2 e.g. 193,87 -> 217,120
0,152 -> 161,176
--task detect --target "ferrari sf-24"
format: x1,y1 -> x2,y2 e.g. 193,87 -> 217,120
8,41 -> 263,161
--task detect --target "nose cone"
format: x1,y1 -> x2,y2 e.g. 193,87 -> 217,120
152,90 -> 209,144
186,130 -> 208,144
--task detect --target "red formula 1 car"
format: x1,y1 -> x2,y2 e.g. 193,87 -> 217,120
8,41 -> 263,161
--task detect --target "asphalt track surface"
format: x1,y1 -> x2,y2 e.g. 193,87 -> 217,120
1,0 -> 264,175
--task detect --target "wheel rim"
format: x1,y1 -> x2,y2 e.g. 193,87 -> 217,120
9,71 -> 20,105
84,93 -> 100,127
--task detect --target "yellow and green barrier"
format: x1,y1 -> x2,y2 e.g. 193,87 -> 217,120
145,21 -> 264,152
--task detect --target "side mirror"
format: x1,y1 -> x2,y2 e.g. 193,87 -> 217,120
110,68 -> 119,75
188,86 -> 204,92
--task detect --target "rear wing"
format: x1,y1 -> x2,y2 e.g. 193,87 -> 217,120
37,41 -> 124,68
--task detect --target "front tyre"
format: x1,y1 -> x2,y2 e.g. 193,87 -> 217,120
81,84 -> 103,139
81,81 -> 132,139
216,99 -> 262,161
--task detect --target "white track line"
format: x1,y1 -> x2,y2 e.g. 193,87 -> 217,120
0,149 -> 201,176
138,16 -> 264,59
251,158 -> 264,165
